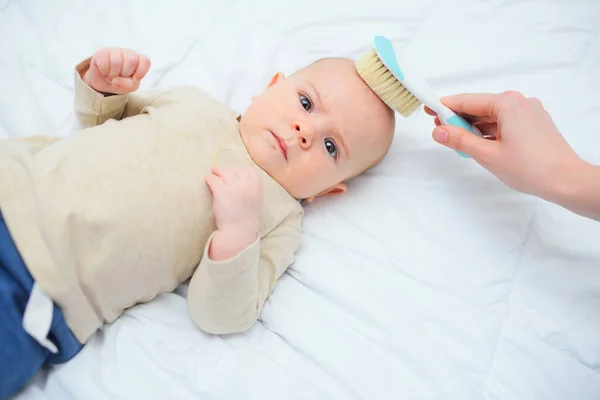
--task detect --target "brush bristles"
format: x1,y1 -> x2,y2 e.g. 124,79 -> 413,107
355,49 -> 422,117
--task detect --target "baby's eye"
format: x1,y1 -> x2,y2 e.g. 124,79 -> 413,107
299,94 -> 312,112
324,138 -> 337,158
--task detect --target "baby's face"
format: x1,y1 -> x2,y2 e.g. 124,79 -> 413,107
240,58 -> 394,200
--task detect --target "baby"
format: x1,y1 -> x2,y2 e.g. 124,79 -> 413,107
0,48 -> 394,397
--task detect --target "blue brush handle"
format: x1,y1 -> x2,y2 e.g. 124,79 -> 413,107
443,114 -> 480,159
372,35 -> 480,159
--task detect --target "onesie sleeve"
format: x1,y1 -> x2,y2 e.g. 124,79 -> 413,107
73,57 -> 173,129
187,212 -> 303,335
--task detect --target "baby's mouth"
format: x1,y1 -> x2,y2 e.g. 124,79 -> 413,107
270,131 -> 288,160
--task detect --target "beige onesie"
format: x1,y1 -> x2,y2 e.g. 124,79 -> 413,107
0,58 -> 304,343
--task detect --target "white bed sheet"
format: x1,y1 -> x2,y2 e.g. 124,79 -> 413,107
2,0 -> 600,399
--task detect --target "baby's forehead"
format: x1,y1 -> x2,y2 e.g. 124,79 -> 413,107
297,57 -> 357,85
299,59 -> 382,110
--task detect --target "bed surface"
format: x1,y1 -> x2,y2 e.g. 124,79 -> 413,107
3,0 -> 600,399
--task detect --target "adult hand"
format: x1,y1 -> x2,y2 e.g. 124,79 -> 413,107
427,91 -> 582,200
427,91 -> 600,220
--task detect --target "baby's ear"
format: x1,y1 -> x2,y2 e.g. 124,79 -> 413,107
267,72 -> 285,88
252,73 -> 284,101
305,183 -> 347,204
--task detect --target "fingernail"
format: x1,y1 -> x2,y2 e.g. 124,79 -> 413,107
433,128 -> 448,143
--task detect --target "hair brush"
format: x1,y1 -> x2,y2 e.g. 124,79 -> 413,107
356,35 -> 482,158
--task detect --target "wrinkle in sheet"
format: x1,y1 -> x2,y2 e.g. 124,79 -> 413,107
482,203 -> 539,389
259,323 -> 362,400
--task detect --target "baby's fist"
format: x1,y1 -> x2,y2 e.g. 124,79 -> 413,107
205,167 -> 263,234
82,48 -> 151,95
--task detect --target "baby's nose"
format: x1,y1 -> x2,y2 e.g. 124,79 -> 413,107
293,122 -> 314,149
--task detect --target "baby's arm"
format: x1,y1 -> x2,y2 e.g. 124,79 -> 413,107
187,212 -> 302,335
187,167 -> 303,334
74,48 -> 170,129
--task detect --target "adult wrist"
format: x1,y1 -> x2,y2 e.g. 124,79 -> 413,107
552,157 -> 599,213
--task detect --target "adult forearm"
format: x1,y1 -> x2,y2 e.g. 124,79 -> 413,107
553,159 -> 600,221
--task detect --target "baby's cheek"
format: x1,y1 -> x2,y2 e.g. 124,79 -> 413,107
307,161 -> 336,189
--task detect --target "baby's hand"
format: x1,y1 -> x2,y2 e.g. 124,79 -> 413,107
82,48 -> 151,95
205,167 -> 263,238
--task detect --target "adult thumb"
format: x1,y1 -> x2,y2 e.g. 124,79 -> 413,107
432,125 -> 494,159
